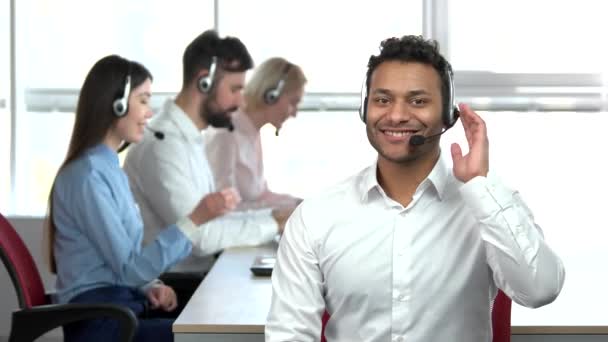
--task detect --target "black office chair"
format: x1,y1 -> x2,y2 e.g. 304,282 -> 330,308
0,212 -> 138,342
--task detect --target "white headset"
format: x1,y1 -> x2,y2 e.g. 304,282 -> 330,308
198,56 -> 218,93
264,63 -> 292,105
113,74 -> 131,117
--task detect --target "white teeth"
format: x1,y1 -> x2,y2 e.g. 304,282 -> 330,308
385,131 -> 412,137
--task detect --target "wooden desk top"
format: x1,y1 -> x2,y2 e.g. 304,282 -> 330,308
173,245 -> 275,333
512,326 -> 608,334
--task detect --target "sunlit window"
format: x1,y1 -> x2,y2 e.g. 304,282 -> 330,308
449,0 -> 608,73
219,0 -> 423,92
11,0 -> 214,215
0,1 -> 10,213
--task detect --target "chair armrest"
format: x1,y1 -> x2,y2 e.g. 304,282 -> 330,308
44,289 -> 56,303
9,303 -> 138,342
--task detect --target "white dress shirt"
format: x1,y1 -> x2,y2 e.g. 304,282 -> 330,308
123,100 -> 279,274
205,110 -> 300,210
266,155 -> 565,342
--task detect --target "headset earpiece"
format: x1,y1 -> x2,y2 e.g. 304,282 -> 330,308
443,68 -> 460,128
198,56 -> 218,93
359,77 -> 368,123
113,75 -> 131,117
263,63 -> 292,105
263,79 -> 284,105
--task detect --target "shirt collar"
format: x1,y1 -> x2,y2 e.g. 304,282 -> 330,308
426,154 -> 449,200
358,152 -> 450,203
162,99 -> 203,143
89,144 -> 119,166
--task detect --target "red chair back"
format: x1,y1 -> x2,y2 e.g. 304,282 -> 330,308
0,213 -> 47,309
320,311 -> 329,342
320,290 -> 511,342
491,290 -> 512,342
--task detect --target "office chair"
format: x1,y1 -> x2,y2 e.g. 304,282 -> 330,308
492,289 -> 512,342
0,212 -> 138,342
320,289 -> 512,342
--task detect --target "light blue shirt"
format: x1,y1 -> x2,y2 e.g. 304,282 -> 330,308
52,144 -> 192,303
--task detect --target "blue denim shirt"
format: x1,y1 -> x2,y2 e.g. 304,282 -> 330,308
52,144 -> 192,303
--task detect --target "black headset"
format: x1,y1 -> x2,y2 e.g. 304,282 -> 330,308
113,74 -> 131,117
263,63 -> 292,105
198,56 -> 218,93
358,64 -> 460,129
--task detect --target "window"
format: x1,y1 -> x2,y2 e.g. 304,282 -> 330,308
219,0 -> 423,92
19,0 -> 214,91
449,0 -> 608,73
11,0 -> 214,215
445,0 -> 608,111
0,1 -> 10,213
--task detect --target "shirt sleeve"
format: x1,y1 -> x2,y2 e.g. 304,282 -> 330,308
205,129 -> 239,192
73,170 -> 192,287
189,209 -> 279,256
266,204 -> 325,342
135,137 -> 278,256
259,190 -> 301,209
460,175 -> 565,308
135,138 -> 202,227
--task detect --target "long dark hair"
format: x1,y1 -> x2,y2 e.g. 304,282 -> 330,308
45,55 -> 152,273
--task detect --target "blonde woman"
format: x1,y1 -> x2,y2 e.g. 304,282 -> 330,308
205,57 -> 307,210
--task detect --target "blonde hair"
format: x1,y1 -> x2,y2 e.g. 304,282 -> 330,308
244,57 -> 306,111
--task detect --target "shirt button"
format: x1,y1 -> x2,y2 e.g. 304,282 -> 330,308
398,294 -> 406,301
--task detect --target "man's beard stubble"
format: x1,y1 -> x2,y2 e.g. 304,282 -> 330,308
200,95 -> 237,130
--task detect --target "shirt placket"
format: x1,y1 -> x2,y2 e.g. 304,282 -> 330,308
391,207 -> 412,342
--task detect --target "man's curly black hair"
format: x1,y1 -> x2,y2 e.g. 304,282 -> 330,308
365,35 -> 453,116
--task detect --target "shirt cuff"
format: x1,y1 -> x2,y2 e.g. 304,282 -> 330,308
259,211 -> 281,239
175,216 -> 199,243
138,278 -> 163,294
459,175 -> 514,220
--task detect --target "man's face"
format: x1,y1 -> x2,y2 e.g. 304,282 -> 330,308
201,71 -> 246,129
365,61 -> 444,165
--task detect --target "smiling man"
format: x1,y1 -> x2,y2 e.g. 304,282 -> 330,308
265,35 -> 565,342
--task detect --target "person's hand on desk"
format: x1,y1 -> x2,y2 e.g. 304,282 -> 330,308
271,206 -> 296,234
189,187 -> 241,225
146,284 -> 178,312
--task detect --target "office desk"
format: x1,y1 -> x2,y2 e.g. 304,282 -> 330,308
173,245 -> 273,342
174,245 -> 608,342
